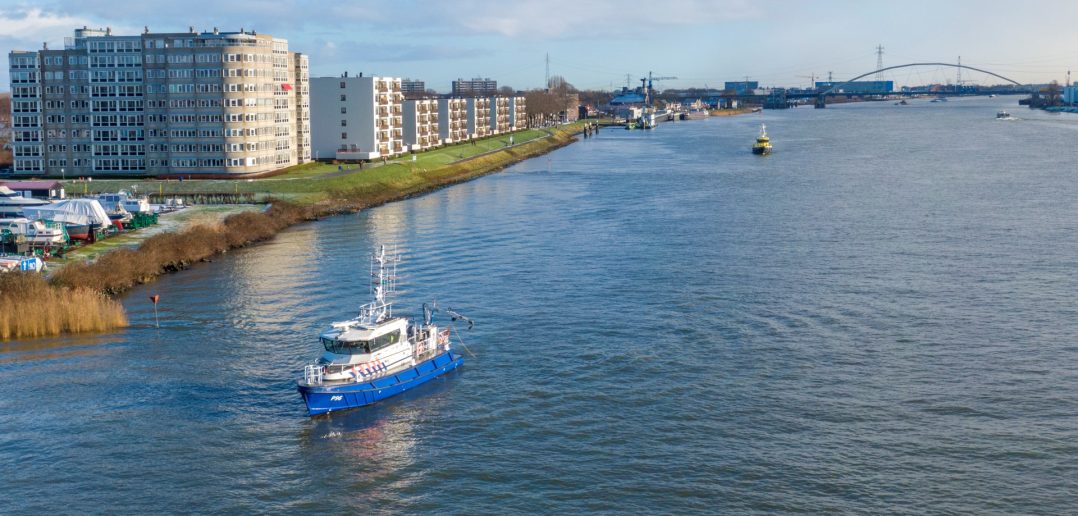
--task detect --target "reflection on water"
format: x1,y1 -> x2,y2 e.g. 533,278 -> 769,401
0,332 -> 124,364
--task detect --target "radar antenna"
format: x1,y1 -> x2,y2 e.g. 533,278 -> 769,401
357,244 -> 400,324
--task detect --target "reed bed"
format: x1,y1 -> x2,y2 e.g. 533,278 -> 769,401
52,200 -> 315,294
0,273 -> 127,339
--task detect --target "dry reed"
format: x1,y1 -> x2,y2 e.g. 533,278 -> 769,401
0,272 -> 127,339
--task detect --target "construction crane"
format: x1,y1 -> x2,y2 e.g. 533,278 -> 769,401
641,71 -> 678,106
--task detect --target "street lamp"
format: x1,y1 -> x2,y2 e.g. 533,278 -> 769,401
61,167 -> 65,182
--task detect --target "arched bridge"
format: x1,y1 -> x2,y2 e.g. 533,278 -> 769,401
815,62 -> 1031,108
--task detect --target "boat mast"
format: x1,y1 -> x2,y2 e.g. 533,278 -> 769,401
359,244 -> 399,324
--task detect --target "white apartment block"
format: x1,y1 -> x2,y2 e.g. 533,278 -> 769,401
509,96 -> 527,130
465,97 -> 490,139
437,97 -> 467,144
310,74 -> 403,160
489,96 -> 510,134
401,99 -> 440,152
8,26 -> 310,177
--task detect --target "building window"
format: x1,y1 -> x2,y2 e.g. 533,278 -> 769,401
340,81 -> 346,89
341,120 -> 347,127
340,107 -> 347,114
340,94 -> 346,101
341,132 -> 347,139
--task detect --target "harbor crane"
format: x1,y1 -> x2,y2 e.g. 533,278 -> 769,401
797,73 -> 817,89
641,71 -> 678,106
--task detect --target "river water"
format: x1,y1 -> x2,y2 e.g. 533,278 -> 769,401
2,97 -> 1076,513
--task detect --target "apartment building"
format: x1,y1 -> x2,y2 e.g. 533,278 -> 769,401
310,74 -> 403,160
452,77 -> 497,96
8,26 -> 310,177
509,96 -> 527,130
489,96 -> 510,134
465,97 -> 491,139
437,97 -> 467,144
401,98 -> 440,152
400,78 -> 425,98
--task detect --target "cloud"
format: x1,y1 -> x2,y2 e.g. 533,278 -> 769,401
0,7 -> 93,41
450,0 -> 760,38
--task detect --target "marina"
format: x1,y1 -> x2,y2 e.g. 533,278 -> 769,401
0,183 -> 177,267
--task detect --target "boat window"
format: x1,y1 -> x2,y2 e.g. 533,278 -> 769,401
321,336 -> 371,355
369,330 -> 401,352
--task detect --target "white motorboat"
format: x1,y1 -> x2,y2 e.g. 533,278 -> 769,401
0,217 -> 67,245
0,186 -> 49,219
96,191 -> 153,215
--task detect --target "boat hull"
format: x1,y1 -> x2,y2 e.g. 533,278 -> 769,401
752,146 -> 771,155
297,350 -> 463,416
65,223 -> 91,241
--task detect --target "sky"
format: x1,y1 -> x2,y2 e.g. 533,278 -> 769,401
2,0 -> 1078,92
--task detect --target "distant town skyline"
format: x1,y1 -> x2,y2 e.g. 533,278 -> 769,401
3,0 -> 1078,92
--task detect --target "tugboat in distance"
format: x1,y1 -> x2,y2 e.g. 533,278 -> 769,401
752,123 -> 772,155
296,245 -> 466,416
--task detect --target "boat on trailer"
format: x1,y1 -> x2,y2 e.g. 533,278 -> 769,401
296,245 -> 466,416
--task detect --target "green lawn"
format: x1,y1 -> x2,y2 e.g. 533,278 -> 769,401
64,128 -> 554,203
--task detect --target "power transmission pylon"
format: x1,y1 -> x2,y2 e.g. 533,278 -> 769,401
875,45 -> 884,80
545,53 -> 550,88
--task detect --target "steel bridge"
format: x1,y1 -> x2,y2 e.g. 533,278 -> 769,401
813,62 -> 1031,108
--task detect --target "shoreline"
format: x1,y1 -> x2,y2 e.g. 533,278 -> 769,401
2,123 -> 587,339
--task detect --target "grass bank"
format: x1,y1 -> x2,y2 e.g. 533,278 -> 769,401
0,123 -> 585,339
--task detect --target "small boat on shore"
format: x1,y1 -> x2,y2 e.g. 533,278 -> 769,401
0,218 -> 67,245
296,245 -> 466,416
0,186 -> 49,219
22,199 -> 111,241
752,124 -> 772,155
96,191 -> 153,215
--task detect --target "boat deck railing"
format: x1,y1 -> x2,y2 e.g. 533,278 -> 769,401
304,364 -> 324,385
413,328 -> 451,363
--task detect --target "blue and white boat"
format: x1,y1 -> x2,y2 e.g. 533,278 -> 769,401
297,245 -> 466,416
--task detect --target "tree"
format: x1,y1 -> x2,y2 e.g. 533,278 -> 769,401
498,86 -> 515,95
547,75 -> 576,94
1043,80 -> 1063,106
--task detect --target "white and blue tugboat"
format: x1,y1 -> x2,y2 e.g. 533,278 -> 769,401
297,245 -> 466,416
